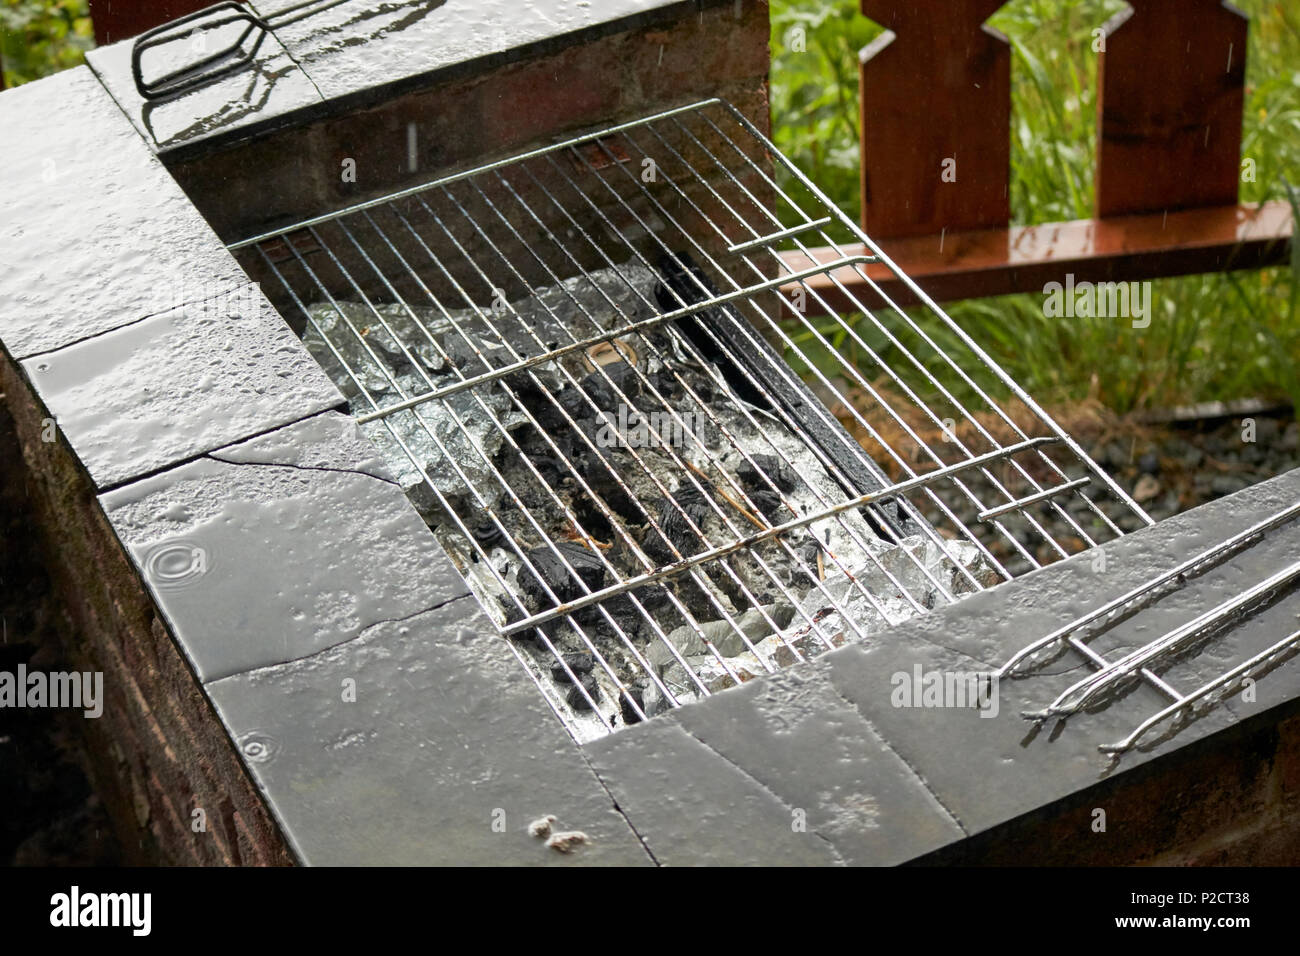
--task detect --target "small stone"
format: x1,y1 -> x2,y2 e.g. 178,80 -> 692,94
545,830 -> 590,853
1132,473 -> 1161,503
1137,451 -> 1159,475
528,815 -> 557,838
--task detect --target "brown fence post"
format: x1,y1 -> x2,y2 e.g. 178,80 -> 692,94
1096,0 -> 1248,217
858,0 -> 1011,240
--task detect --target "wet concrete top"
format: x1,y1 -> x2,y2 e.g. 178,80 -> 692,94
86,0 -> 735,155
0,67 -> 250,359
20,286 -> 342,489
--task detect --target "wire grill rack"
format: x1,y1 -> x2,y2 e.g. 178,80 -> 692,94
230,98 -> 1153,741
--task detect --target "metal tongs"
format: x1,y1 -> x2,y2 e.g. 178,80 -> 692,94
131,0 -> 351,101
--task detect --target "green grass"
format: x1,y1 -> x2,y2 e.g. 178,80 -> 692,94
1,0 -> 92,87
770,0 -> 1300,416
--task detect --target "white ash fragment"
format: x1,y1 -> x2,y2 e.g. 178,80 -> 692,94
528,815 -> 557,838
545,830 -> 591,853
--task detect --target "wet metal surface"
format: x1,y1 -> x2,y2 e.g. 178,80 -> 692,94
99,413 -> 468,681
87,24 -> 324,151
20,286 -> 342,489
0,67 -> 249,359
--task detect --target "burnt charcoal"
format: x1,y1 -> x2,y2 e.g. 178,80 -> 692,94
578,361 -> 641,412
444,337 -> 510,375
511,379 -> 570,433
748,488 -> 787,522
619,685 -> 645,725
369,341 -> 419,379
648,366 -> 678,399
738,454 -> 799,494
500,596 -> 560,648
654,251 -> 769,409
504,430 -> 570,490
633,584 -> 673,613
566,673 -> 601,711
556,384 -> 591,421
550,652 -> 595,683
519,542 -> 607,608
589,592 -> 650,641
667,574 -> 718,618
570,498 -> 615,544
565,446 -> 642,525
645,486 -> 713,561
472,520 -> 507,548
501,595 -> 527,627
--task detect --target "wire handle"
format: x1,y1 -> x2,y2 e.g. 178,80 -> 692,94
130,0 -> 352,101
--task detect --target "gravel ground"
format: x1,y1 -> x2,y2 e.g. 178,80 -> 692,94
1088,416 -> 1300,522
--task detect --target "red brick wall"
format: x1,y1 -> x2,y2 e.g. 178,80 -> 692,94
1,354 -> 293,866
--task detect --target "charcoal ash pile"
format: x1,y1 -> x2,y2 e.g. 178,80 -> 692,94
303,261 -> 995,739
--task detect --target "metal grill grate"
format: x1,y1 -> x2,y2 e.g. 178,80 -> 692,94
230,99 -> 1152,741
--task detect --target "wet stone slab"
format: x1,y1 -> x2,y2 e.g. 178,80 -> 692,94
21,285 -> 342,489
587,662 -> 965,865
587,716 -> 846,866
211,408 -> 394,482
0,67 -> 249,359
205,596 -> 654,865
98,412 -> 468,682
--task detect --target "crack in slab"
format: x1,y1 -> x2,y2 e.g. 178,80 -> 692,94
572,749 -> 662,867
15,281 -> 259,363
824,677 -> 969,839
207,451 -> 402,489
203,591 -> 471,686
670,720 -> 849,865
895,618 -> 1001,672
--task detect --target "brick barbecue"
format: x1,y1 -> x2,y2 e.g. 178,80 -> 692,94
3,0 -> 1300,866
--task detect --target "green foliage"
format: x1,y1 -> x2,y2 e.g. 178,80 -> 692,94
0,0 -> 93,87
770,0 -> 1300,415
